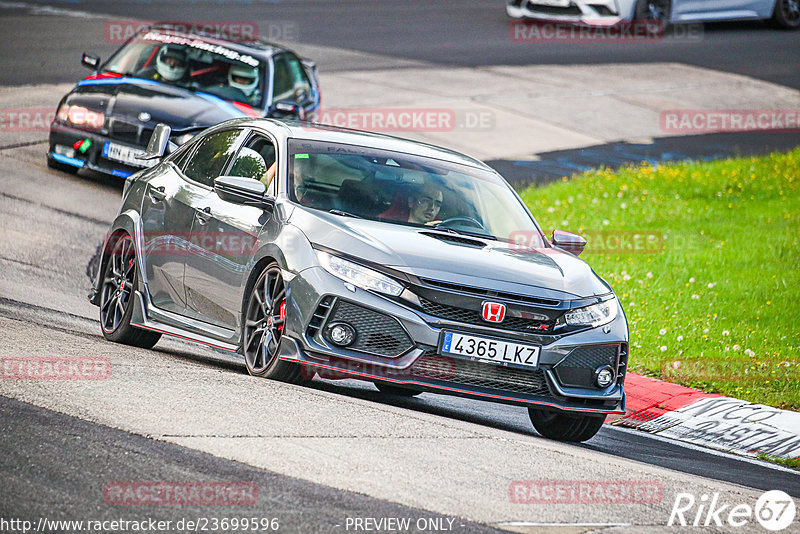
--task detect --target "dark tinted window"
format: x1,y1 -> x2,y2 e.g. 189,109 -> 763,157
183,130 -> 246,187
272,54 -> 311,102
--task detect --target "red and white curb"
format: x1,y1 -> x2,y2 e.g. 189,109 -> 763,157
609,374 -> 800,460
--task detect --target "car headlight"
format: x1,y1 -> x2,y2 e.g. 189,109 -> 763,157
564,297 -> 619,327
316,251 -> 404,297
57,103 -> 105,130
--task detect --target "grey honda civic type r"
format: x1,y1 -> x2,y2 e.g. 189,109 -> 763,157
90,118 -> 628,442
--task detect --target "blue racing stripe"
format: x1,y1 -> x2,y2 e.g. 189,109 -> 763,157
51,153 -> 85,168
76,77 -> 165,88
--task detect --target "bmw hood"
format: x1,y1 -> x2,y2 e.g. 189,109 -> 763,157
294,209 -> 612,301
65,77 -> 252,133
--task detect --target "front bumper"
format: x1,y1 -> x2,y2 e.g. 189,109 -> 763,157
279,266 -> 627,415
507,0 -> 624,25
49,122 -> 151,178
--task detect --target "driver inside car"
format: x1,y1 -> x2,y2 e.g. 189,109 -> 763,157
407,183 -> 443,224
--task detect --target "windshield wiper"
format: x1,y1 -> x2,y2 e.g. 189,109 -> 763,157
429,226 -> 497,240
328,209 -> 363,219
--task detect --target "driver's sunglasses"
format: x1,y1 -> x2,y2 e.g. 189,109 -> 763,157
416,196 -> 442,209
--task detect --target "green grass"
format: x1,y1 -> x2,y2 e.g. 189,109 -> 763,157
756,453 -> 800,470
518,149 -> 800,410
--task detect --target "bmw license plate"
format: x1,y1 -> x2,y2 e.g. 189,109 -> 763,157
440,331 -> 540,370
103,142 -> 154,168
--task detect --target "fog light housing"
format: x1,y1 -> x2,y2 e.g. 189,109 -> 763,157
595,365 -> 615,388
327,322 -> 356,347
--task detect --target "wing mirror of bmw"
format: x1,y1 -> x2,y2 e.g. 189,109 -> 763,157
551,229 -> 587,256
214,176 -> 275,211
81,53 -> 100,70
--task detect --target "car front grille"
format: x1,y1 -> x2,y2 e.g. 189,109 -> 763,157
418,296 -> 551,333
323,300 -> 414,358
407,351 -> 551,397
553,344 -> 620,388
524,2 -> 582,14
106,118 -> 151,146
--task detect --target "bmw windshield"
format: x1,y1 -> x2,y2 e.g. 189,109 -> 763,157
102,31 -> 267,109
288,139 -> 546,245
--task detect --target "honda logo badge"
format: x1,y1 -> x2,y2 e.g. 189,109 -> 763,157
481,302 -> 505,323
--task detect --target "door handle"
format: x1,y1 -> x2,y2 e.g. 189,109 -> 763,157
148,186 -> 166,202
194,206 -> 211,225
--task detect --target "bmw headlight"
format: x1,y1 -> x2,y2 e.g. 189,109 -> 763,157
564,297 -> 619,327
316,251 -> 404,297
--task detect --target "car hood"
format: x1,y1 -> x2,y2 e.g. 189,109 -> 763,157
292,208 -> 612,301
65,77 -> 251,132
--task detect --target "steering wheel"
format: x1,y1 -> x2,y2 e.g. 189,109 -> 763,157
435,216 -> 487,231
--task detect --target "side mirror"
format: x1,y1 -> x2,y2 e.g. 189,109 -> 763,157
269,100 -> 304,120
137,123 -> 172,163
551,229 -> 587,256
81,53 -> 100,70
214,176 -> 275,210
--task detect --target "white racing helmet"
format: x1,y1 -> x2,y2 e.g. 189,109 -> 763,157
156,46 -> 188,81
228,64 -> 259,97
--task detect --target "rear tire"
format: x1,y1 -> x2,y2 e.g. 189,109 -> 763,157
528,408 -> 605,442
771,0 -> 800,28
242,263 -> 306,383
99,234 -> 162,349
375,383 -> 423,397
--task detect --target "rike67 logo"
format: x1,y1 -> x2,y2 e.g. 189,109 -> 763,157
668,490 -> 796,531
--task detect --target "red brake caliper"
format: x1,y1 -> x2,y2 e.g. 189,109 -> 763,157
278,300 -> 286,333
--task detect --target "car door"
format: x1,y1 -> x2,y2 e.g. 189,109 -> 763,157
138,144 -> 205,315
270,52 -> 318,121
182,130 -> 278,330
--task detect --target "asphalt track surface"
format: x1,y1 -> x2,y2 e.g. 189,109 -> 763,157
1,1 -> 799,532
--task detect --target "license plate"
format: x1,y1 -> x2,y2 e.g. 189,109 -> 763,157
103,142 -> 154,168
440,331 -> 540,370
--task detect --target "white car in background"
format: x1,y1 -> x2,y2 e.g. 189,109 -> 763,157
507,0 -> 799,28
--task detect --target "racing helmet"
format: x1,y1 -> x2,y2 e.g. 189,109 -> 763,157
228,64 -> 259,97
229,147 -> 267,180
155,46 -> 188,81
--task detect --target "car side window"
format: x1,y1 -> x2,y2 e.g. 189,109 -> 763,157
183,129 -> 246,187
227,134 -> 278,197
272,54 -> 310,102
169,143 -> 195,172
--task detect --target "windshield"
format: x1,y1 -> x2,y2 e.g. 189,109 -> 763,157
103,31 -> 267,109
287,139 -> 545,245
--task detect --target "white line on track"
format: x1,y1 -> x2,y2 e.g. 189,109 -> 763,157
606,424 -> 800,475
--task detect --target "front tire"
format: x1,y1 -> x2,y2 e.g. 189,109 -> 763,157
528,408 -> 605,442
242,263 -> 305,383
99,234 -> 161,348
771,0 -> 800,28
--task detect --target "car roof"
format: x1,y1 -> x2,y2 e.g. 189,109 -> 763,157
244,119 -> 493,171
136,26 -> 290,59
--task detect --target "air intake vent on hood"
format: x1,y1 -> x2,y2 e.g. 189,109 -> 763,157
419,231 -> 486,248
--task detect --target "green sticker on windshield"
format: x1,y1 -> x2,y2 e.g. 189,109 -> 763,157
295,153 -> 309,159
